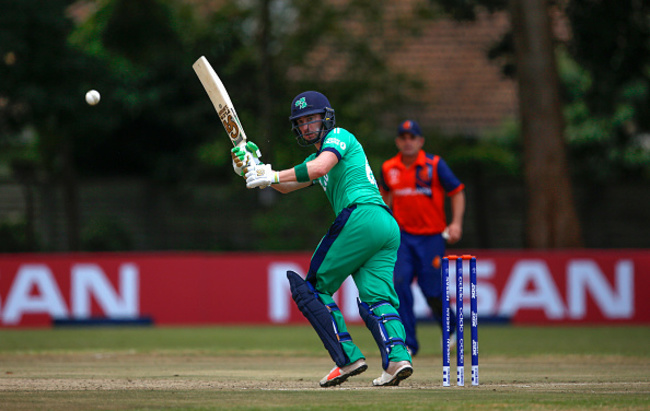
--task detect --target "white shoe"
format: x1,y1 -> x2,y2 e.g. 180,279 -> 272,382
372,360 -> 413,386
319,359 -> 368,387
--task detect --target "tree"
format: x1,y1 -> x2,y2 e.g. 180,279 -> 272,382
433,0 -> 583,248
510,0 -> 582,247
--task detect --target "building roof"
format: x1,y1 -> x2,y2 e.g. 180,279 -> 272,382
388,9 -> 517,136
293,2 -> 519,137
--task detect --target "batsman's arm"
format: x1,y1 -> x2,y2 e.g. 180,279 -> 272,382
272,151 -> 338,193
245,151 -> 338,192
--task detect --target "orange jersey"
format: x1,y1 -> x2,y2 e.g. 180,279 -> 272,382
380,150 -> 464,235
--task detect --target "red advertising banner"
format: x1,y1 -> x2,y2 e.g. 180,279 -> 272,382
0,250 -> 648,327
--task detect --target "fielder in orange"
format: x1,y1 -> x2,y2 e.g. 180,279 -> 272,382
380,120 -> 466,356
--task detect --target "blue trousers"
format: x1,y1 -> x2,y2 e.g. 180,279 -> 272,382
393,231 -> 457,355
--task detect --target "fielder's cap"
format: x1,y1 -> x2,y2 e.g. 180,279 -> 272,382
398,120 -> 422,137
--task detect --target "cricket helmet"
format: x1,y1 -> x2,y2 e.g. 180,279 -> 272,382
289,91 -> 336,147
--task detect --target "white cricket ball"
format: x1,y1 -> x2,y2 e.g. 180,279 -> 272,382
85,89 -> 101,106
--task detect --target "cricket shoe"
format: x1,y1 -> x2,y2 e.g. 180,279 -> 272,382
319,359 -> 368,387
372,361 -> 413,387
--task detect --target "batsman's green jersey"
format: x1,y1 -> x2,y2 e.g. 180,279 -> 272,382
303,128 -> 410,365
303,128 -> 385,215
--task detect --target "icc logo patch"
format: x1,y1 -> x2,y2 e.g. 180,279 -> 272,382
388,169 -> 400,185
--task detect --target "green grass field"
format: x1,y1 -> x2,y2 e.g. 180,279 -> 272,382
1,324 -> 649,410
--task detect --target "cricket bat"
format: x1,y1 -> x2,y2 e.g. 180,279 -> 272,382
193,56 -> 247,147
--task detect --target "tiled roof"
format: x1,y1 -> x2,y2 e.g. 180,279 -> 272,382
295,2 -> 519,136
388,10 -> 517,136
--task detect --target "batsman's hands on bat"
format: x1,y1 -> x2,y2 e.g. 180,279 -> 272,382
231,142 -> 262,177
245,163 -> 279,189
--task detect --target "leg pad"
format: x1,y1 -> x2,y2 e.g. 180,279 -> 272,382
358,299 -> 407,370
287,271 -> 350,367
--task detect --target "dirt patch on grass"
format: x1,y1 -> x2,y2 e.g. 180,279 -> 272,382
2,353 -> 649,411
1,352 -> 649,392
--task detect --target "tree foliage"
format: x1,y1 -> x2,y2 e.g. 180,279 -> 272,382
7,0 -> 646,251
431,0 -> 650,182
564,0 -> 650,181
68,0 -> 251,181
0,0 -> 429,251
0,0 -> 106,175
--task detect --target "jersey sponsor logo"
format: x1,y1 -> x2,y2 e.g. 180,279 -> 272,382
325,137 -> 346,151
394,187 -> 432,196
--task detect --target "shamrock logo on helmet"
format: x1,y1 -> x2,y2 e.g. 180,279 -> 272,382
295,97 -> 307,110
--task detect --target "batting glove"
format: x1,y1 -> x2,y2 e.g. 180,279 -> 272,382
232,141 -> 262,176
245,163 -> 279,189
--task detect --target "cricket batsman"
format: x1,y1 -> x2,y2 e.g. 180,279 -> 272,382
232,91 -> 413,387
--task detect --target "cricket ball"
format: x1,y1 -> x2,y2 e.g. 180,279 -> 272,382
85,89 -> 101,106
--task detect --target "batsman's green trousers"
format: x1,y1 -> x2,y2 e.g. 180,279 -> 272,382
307,203 -> 411,365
